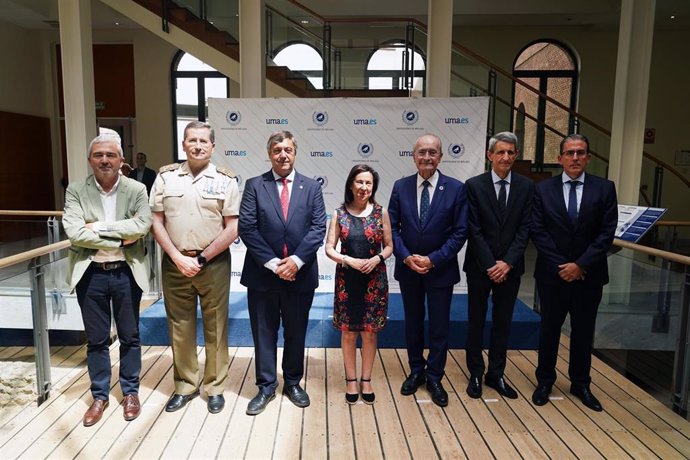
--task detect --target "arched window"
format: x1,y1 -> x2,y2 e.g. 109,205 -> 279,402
171,51 -> 229,161
512,40 -> 578,166
272,42 -> 323,90
366,41 -> 425,93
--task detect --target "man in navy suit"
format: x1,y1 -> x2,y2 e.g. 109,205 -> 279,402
464,132 -> 534,400
388,133 -> 468,407
239,130 -> 327,415
128,152 -> 156,195
531,133 -> 617,412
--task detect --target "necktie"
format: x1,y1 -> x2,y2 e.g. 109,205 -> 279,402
567,180 -> 580,224
280,177 -> 289,220
497,179 -> 507,217
280,178 -> 289,257
420,180 -> 430,226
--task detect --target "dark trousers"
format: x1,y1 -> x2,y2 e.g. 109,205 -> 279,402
76,264 -> 142,400
399,277 -> 453,382
535,281 -> 602,390
247,288 -> 313,394
465,275 -> 520,381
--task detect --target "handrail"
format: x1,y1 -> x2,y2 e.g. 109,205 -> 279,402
281,1 -> 689,188
0,210 -> 64,217
0,240 -> 71,270
614,238 -> 690,266
657,221 -> 690,227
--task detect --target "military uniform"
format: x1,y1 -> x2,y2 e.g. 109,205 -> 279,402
150,162 -> 240,396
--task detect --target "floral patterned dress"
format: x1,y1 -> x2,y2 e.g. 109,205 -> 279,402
333,203 -> 388,332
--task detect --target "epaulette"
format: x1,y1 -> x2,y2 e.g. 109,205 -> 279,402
217,166 -> 236,178
159,163 -> 180,173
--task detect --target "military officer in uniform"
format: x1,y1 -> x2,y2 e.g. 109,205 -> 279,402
150,121 -> 240,414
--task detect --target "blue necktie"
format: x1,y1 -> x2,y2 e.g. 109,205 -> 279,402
568,180 -> 580,224
420,180 -> 430,226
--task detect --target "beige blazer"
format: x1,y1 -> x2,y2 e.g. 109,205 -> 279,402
63,174 -> 152,292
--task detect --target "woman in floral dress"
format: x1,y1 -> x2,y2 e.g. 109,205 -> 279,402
325,164 -> 393,404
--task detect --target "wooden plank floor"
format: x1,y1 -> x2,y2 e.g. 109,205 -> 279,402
2,340 -> 690,459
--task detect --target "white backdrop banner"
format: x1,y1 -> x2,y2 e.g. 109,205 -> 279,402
209,97 -> 489,293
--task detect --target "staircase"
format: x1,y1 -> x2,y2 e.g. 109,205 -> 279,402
129,0 -> 408,98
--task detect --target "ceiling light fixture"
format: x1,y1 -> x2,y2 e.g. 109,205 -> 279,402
670,15 -> 676,19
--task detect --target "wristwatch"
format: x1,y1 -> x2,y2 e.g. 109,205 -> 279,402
197,254 -> 207,266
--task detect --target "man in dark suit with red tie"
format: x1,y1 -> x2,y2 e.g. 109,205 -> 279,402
239,130 -> 327,415
388,133 -> 468,407
531,133 -> 617,412
463,132 -> 534,400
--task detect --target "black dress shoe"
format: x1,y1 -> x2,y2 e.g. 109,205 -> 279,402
400,372 -> 426,395
246,391 -> 276,415
426,380 -> 449,407
466,376 -> 482,399
360,378 -> 375,405
165,390 -> 200,412
531,385 -> 552,406
284,384 -> 310,408
345,378 -> 359,405
207,394 -> 225,414
485,377 -> 518,399
570,387 -> 603,412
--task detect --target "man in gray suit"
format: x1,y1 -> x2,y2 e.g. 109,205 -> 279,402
63,131 -> 152,427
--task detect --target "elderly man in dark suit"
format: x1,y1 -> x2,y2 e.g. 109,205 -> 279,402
463,131 -> 534,400
239,130 -> 327,415
388,133 -> 468,407
531,133 -> 617,412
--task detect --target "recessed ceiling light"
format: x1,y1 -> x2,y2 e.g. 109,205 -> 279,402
670,15 -> 676,19
114,21 -> 120,26
301,20 -> 309,24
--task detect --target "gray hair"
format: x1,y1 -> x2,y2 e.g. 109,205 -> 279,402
266,130 -> 297,153
184,121 -> 215,143
88,132 -> 124,158
413,133 -> 443,154
559,133 -> 590,153
488,132 -> 518,153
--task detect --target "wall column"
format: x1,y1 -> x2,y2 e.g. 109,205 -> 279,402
426,0 -> 453,97
608,0 -> 655,204
239,0 -> 265,98
58,0 -> 96,182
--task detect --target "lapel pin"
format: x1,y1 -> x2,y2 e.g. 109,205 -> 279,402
439,185 -> 444,191
299,185 -> 304,189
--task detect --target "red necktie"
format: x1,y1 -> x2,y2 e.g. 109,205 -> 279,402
280,177 -> 289,220
280,178 -> 289,257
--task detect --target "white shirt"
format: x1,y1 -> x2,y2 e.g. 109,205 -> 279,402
416,171 -> 439,214
92,176 -> 125,263
265,169 -> 304,273
491,170 -> 512,201
561,171 -> 586,214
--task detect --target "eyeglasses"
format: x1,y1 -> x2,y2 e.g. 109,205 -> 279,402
415,149 -> 440,158
562,149 -> 588,158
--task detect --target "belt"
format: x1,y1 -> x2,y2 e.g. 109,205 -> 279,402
91,261 -> 127,271
180,250 -> 203,257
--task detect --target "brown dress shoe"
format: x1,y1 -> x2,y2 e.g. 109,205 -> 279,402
123,394 -> 141,421
83,399 -> 109,427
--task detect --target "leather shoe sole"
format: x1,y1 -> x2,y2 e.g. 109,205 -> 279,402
207,394 -> 225,414
532,386 -> 552,406
247,392 -> 276,415
401,373 -> 426,395
485,378 -> 518,399
165,390 -> 199,412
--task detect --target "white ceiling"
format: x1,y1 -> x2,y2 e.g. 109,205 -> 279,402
0,0 -> 687,30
